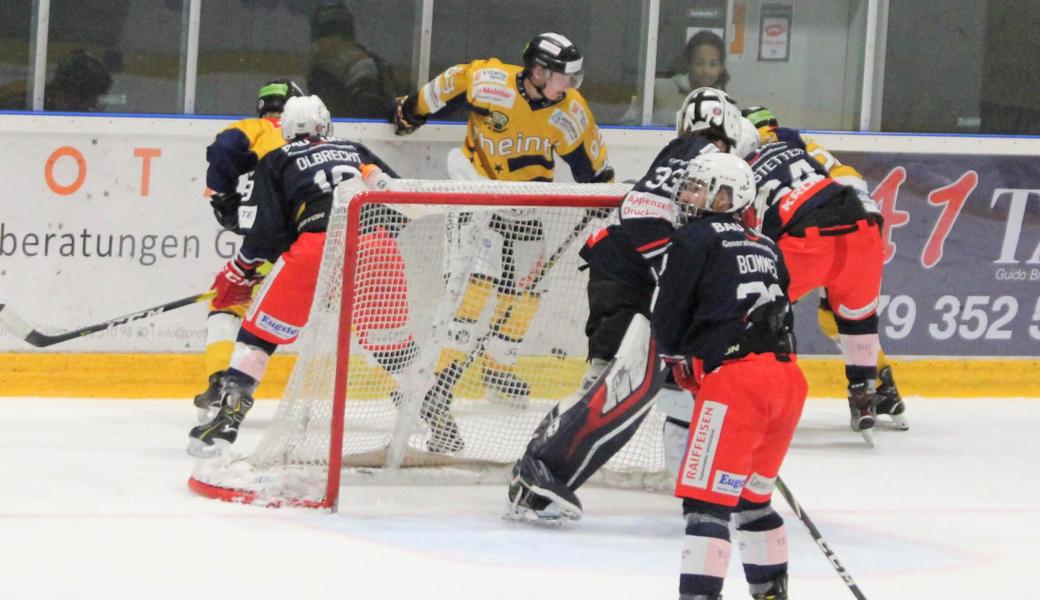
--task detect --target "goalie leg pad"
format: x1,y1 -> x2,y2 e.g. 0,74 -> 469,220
521,313 -> 664,492
585,268 -> 652,362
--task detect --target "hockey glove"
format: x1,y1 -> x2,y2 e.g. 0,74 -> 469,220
209,192 -> 243,231
211,254 -> 263,309
392,95 -> 427,136
666,357 -> 702,395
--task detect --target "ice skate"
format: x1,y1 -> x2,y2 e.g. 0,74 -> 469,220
482,366 -> 531,410
505,455 -> 582,525
751,573 -> 788,600
420,369 -> 465,453
192,372 -> 222,423
847,382 -> 877,447
875,365 -> 909,431
188,370 -> 255,458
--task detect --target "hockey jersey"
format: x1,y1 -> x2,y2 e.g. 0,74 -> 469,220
242,136 -> 398,261
580,136 -> 718,291
412,58 -> 610,182
205,116 -> 285,194
746,136 -> 873,242
652,213 -> 794,373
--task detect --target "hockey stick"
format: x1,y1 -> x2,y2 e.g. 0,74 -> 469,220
775,476 -> 869,600
0,290 -> 216,348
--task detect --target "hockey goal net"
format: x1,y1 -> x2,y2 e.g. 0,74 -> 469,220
189,178 -> 668,508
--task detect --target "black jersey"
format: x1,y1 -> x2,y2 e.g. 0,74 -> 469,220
651,213 -> 794,373
580,136 -> 717,292
242,136 -> 398,260
747,136 -> 870,241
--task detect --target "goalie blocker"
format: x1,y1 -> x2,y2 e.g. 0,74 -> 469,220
507,313 -> 664,522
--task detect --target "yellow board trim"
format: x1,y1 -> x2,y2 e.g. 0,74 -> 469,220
1,353 -> 1038,398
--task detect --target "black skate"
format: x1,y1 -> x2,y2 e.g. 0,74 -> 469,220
482,366 -> 531,410
751,573 -> 788,600
875,366 -> 909,431
192,372 -> 222,423
505,455 -> 582,525
420,367 -> 465,453
187,371 -> 255,458
848,382 -> 878,447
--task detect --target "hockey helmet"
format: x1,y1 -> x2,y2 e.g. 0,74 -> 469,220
676,87 -> 742,149
522,32 -> 584,88
280,94 -> 333,141
257,79 -> 305,117
672,152 -> 756,223
742,105 -> 780,145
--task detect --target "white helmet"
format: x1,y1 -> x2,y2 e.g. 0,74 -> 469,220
733,115 -> 761,158
676,87 -> 742,149
672,152 -> 755,224
280,94 -> 332,142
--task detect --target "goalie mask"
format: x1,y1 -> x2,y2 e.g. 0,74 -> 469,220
676,87 -> 742,150
672,152 -> 755,224
280,95 -> 333,141
523,32 -> 584,89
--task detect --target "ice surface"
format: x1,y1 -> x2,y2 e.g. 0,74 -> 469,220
0,397 -> 1035,599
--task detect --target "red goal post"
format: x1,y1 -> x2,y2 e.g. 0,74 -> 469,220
189,178 -> 669,509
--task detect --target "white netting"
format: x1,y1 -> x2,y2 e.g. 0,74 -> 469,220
191,179 -> 670,507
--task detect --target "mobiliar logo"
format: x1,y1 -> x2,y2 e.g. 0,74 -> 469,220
43,145 -> 163,197
872,166 -> 1040,270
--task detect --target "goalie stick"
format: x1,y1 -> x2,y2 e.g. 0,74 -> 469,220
775,476 -> 869,600
0,290 -> 216,348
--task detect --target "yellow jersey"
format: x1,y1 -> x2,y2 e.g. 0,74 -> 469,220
205,116 -> 285,194
414,59 -> 611,182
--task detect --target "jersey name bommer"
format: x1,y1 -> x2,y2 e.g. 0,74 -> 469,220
294,149 -> 362,170
736,253 -> 777,278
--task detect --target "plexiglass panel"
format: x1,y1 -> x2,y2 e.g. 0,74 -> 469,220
883,0 -> 1040,134
46,0 -> 187,113
197,0 -> 419,119
428,0 -> 644,125
649,0 -> 868,131
0,2 -> 33,111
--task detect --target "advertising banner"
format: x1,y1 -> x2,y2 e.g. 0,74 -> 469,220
1,116 -> 1038,360
790,151 -> 1040,357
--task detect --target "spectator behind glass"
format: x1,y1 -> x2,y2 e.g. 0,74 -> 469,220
45,49 -> 113,112
621,30 -> 729,125
307,1 -> 396,119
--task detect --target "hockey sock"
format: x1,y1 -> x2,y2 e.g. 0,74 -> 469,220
680,499 -> 733,598
204,311 -> 242,376
228,339 -> 274,383
839,332 -> 879,384
734,501 -> 788,593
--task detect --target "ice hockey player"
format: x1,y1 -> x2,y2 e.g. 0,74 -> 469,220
188,94 -> 410,457
742,105 -> 907,432
653,151 -> 805,600
193,79 -> 304,421
506,87 -> 754,522
391,33 -> 615,453
741,106 -> 890,444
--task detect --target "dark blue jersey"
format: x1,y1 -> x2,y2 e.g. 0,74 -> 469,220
580,136 -> 717,292
242,136 -> 398,261
747,138 -> 867,241
651,213 -> 794,373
